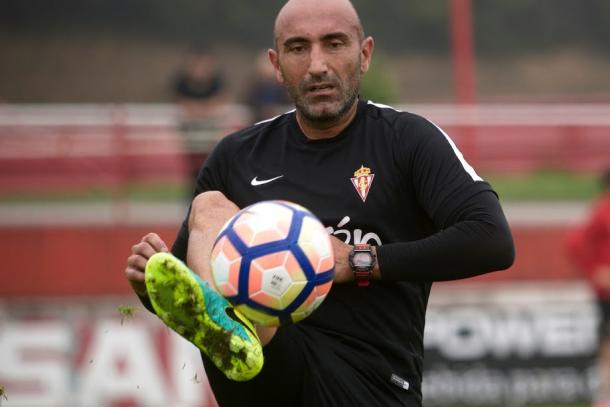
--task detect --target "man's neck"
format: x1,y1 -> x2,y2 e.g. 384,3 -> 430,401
296,101 -> 358,140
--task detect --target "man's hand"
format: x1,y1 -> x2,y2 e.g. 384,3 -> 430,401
125,233 -> 169,297
330,235 -> 353,283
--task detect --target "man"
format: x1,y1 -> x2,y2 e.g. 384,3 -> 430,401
172,45 -> 228,189
125,0 -> 515,405
567,169 -> 610,406
568,169 -> 610,331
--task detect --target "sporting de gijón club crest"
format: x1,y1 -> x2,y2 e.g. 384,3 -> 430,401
350,165 -> 375,202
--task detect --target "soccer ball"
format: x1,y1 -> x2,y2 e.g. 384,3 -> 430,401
210,200 -> 335,326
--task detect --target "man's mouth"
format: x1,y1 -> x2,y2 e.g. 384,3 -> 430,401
306,83 -> 336,97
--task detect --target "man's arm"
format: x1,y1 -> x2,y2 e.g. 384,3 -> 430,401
382,114 -> 514,282
377,190 -> 514,281
331,190 -> 513,283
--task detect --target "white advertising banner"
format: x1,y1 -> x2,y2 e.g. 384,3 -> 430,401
0,282 -> 599,406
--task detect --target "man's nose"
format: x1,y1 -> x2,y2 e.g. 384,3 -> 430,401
308,45 -> 328,76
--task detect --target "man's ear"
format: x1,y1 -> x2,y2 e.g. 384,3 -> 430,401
360,36 -> 375,74
268,49 -> 284,83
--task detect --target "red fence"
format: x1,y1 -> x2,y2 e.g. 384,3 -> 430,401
0,224 -> 580,298
412,103 -> 610,172
1,103 -> 609,195
0,104 -> 249,193
0,102 -> 605,296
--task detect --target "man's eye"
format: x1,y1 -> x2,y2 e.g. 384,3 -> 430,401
289,45 -> 305,53
329,41 -> 344,49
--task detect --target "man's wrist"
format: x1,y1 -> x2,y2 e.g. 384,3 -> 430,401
349,244 -> 377,286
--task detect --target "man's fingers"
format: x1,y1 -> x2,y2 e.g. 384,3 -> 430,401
131,241 -> 158,259
125,266 -> 145,283
126,267 -> 147,296
127,254 -> 148,272
130,232 -> 168,261
141,232 -> 169,253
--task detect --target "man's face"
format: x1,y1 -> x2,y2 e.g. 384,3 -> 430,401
270,7 -> 373,124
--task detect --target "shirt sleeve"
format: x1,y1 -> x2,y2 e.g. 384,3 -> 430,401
376,116 -> 515,281
377,190 -> 514,281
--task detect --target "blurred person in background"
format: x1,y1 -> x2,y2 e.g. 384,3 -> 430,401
567,168 -> 610,406
173,45 -> 226,110
245,50 -> 291,122
126,0 -> 514,405
172,45 -> 227,188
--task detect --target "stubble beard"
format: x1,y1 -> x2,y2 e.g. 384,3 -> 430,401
286,68 -> 362,126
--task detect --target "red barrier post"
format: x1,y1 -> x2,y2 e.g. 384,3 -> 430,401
449,0 -> 478,167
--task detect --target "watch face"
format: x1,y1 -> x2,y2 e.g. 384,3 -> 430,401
352,252 -> 373,267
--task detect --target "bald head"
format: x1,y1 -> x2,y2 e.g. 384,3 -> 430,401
267,0 -> 374,133
274,0 -> 364,48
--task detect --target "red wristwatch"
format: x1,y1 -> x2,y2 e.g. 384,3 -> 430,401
348,244 -> 376,287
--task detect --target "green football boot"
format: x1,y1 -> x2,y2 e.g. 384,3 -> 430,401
145,252 -> 263,381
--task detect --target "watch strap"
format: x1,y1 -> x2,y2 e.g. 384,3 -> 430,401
354,271 -> 371,287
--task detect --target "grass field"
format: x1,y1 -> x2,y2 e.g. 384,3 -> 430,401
0,170 -> 602,204
0,181 -> 190,203
486,170 -> 601,202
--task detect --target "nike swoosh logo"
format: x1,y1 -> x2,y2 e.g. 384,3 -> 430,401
250,175 -> 284,186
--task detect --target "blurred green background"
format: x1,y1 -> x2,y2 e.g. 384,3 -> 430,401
1,0 -> 609,103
